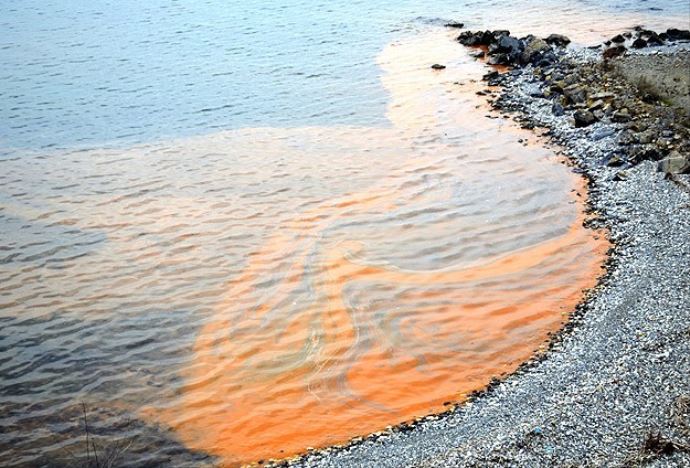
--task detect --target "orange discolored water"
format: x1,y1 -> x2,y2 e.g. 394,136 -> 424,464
137,31 -> 609,465
0,28 -> 612,466
6,1 -> 690,465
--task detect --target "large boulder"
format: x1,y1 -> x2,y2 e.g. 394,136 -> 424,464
489,34 -> 521,54
666,28 -> 690,41
457,30 -> 512,47
487,34 -> 523,64
457,31 -> 485,46
457,30 -> 500,46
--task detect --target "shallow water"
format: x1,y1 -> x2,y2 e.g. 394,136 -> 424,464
0,1 -> 686,466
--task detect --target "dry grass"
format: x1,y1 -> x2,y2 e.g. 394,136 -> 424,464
57,403 -> 133,468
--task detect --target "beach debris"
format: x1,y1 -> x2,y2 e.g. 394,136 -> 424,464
430,63 -> 446,70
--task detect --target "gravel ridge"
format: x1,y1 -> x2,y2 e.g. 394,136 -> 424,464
282,46 -> 690,468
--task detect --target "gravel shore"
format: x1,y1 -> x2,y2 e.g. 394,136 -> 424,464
277,35 -> 690,468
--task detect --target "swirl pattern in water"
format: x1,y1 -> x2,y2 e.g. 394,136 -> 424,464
134,32 -> 608,464
4,0 -> 687,465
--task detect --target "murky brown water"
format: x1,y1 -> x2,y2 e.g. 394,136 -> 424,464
3,3 -> 687,465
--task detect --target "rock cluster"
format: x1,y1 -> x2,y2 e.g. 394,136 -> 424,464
459,28 -> 690,175
600,27 -> 690,60
457,30 -> 566,67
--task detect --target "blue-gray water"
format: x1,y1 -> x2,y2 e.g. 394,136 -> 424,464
1,0 -> 687,150
0,1 -> 688,466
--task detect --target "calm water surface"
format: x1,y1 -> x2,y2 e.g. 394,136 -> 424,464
1,1 -> 687,466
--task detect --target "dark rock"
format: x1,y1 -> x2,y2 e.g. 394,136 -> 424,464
632,38 -> 647,49
489,34 -> 522,55
617,129 -> 637,145
486,76 -> 502,86
521,35 -> 551,65
612,109 -> 632,123
573,109 -> 597,127
646,31 -> 664,46
486,34 -> 523,65
551,102 -> 565,116
656,135 -> 675,147
629,146 -> 662,164
535,51 -> 557,67
482,70 -> 499,81
544,34 -> 571,47
641,91 -> 660,104
611,34 -> 626,43
550,82 -> 564,94
564,85 -> 587,104
613,170 -> 629,181
469,50 -> 485,58
431,64 -> 446,70
638,131 -> 654,145
603,45 -> 627,59
457,31 -> 485,46
488,53 -> 511,65
607,154 -> 625,167
445,21 -> 464,29
666,28 -> 690,41
563,74 -> 579,86
458,30 -> 511,47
